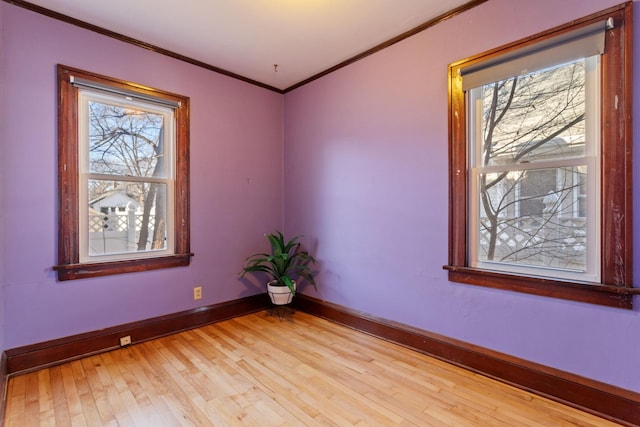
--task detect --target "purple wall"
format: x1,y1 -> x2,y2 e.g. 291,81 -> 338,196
0,4 -> 283,348
0,2 -> 5,353
284,0 -> 640,393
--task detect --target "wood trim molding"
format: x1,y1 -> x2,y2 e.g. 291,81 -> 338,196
292,294 -> 640,427
4,0 -> 488,94
3,0 -> 281,93
4,294 -> 270,376
284,0 -> 489,92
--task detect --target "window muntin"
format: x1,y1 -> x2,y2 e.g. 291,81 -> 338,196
467,57 -> 600,283
55,65 -> 191,281
446,4 -> 635,309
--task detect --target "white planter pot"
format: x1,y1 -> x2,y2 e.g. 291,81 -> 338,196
267,280 -> 296,305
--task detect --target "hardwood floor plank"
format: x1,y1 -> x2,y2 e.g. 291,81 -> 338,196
99,351 -> 147,426
58,363 -> 85,426
133,341 -> 212,427
5,375 -> 26,427
48,366 -> 72,426
118,346 -> 183,426
69,359 -> 103,427
23,369 -> 42,425
5,310 -> 623,426
80,356 -> 119,426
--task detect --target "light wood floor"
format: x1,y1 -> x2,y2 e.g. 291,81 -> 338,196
4,310 -> 621,426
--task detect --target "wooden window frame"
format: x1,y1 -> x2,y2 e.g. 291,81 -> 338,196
54,65 -> 192,281
445,3 -> 638,309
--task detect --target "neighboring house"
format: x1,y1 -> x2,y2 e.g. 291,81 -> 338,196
89,190 -> 140,216
490,136 -> 586,219
87,190 -> 148,254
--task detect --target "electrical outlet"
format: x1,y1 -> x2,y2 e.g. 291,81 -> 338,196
120,335 -> 131,346
194,286 -> 202,300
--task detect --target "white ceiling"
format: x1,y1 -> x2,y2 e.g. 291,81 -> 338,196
27,0 -> 473,91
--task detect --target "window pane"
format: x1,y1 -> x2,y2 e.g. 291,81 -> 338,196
479,59 -> 586,167
88,100 -> 165,178
88,179 -> 167,256
477,166 -> 587,272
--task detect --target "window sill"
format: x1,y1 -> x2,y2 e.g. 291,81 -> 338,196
54,253 -> 193,281
443,265 -> 637,309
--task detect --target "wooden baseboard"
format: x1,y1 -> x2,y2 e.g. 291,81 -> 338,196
292,294 -> 640,427
5,294 -> 270,375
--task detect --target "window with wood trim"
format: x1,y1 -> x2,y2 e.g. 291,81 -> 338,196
55,65 -> 191,280
445,3 -> 636,308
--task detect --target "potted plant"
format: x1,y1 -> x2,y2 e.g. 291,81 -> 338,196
240,231 -> 317,305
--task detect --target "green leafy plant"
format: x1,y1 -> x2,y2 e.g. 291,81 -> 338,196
240,231 -> 317,295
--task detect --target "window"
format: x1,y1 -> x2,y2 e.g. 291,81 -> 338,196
55,65 -> 191,280
446,3 -> 636,308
